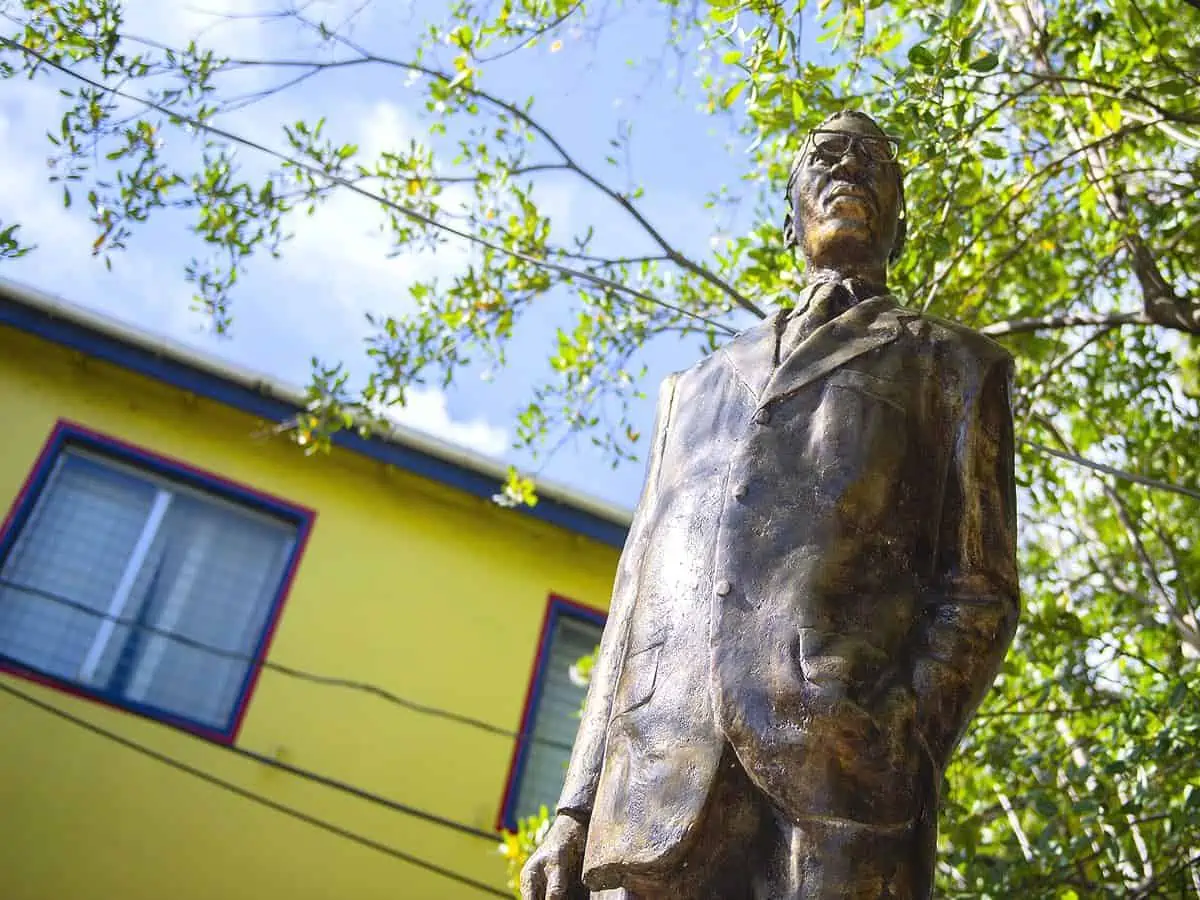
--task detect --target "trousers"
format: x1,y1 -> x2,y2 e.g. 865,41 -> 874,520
589,747 -> 925,900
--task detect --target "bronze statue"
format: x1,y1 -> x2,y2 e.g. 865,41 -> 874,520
521,110 -> 1020,900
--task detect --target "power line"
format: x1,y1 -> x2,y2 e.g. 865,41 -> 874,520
0,37 -> 740,338
1,657 -> 498,841
0,584 -> 502,842
0,577 -> 577,754
0,680 -> 511,897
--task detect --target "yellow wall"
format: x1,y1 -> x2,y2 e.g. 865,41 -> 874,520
0,326 -> 620,899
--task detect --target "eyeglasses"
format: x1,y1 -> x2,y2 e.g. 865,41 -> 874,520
806,129 -> 900,163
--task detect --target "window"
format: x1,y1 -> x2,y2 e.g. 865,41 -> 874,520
0,422 -> 312,741
500,596 -> 604,830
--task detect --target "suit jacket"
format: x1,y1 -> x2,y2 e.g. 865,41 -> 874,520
557,289 -> 1020,892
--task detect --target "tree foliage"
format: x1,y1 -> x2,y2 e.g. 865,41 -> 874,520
3,0 -> 1199,894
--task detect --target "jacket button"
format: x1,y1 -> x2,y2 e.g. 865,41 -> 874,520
733,483 -> 747,500
753,408 -> 771,425
715,579 -> 732,597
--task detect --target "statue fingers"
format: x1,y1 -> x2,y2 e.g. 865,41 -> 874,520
544,866 -> 571,900
520,857 -> 547,900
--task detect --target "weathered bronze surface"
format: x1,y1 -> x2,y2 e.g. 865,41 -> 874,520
521,110 -> 1020,900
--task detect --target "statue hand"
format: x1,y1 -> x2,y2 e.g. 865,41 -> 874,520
519,814 -> 589,900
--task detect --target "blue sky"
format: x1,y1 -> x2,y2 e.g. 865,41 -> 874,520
1,0 -> 825,510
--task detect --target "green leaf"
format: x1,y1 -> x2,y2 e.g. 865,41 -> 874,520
969,50 -> 1000,72
908,44 -> 936,67
720,80 -> 747,108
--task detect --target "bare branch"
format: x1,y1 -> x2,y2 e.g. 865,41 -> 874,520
2,36 -> 740,337
287,13 -> 767,319
982,310 -> 1152,336
472,0 -> 585,64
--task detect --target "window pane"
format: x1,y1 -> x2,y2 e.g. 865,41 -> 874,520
0,453 -> 155,680
120,492 -> 294,729
513,615 -> 602,820
0,443 -> 299,732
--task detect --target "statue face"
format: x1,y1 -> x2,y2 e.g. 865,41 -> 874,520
791,114 -> 902,270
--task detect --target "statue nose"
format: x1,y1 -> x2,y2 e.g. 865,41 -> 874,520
831,151 -> 868,177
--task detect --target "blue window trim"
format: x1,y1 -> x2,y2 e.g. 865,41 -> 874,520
0,419 -> 316,744
497,593 -> 606,832
0,292 -> 629,550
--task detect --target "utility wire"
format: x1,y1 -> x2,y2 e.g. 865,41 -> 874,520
0,584 -> 503,842
0,37 -> 741,338
0,680 -> 510,897
0,655 -> 498,841
0,577 -> 576,754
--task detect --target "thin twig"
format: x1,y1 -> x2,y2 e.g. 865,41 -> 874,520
981,310 -> 1150,336
472,0 -> 585,64
1018,439 -> 1200,503
2,37 -> 739,337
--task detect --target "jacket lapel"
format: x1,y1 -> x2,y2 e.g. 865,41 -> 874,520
720,307 -> 789,400
757,295 -> 917,411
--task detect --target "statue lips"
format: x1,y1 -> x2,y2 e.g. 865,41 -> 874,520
824,182 -> 878,219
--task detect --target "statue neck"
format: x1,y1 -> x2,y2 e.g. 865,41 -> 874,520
803,261 -> 889,294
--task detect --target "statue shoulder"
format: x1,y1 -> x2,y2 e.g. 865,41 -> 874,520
908,309 -> 1014,375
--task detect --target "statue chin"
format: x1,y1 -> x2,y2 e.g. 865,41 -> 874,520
803,226 -> 884,269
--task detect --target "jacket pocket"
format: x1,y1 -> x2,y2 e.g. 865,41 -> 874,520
611,640 -> 665,718
825,367 -> 909,414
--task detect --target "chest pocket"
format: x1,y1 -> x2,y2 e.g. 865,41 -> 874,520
809,368 -> 910,517
824,367 -> 909,413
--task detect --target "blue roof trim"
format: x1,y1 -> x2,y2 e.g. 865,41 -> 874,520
0,294 -> 629,549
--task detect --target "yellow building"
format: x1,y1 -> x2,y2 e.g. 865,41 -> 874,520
0,279 -> 627,899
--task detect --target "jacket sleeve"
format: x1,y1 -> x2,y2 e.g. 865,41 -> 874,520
556,373 -> 678,822
912,353 -> 1020,772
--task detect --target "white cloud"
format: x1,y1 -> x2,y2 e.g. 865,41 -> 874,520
122,0 -> 275,59
380,387 -> 509,457
283,99 -> 474,331
0,84 -> 195,337
0,16 -> 527,460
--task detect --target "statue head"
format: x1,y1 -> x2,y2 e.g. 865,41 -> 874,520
783,110 -> 907,276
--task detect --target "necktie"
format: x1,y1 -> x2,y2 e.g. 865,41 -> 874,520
778,280 -> 856,362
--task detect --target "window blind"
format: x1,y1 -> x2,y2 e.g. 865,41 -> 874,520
513,615 -> 602,821
0,447 -> 297,731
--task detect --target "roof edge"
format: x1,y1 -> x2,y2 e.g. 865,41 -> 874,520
0,277 -> 632,546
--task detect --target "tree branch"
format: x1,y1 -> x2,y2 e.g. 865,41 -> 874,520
1027,47 -> 1200,338
287,13 -> 767,319
1030,420 -> 1200,650
919,121 -> 1159,312
104,19 -> 764,318
981,310 -> 1151,336
2,37 -> 740,338
1018,439 -> 1200,503
471,0 -> 585,64
1015,70 -> 1200,126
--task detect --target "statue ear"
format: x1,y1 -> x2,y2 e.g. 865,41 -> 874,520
889,215 -> 907,264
